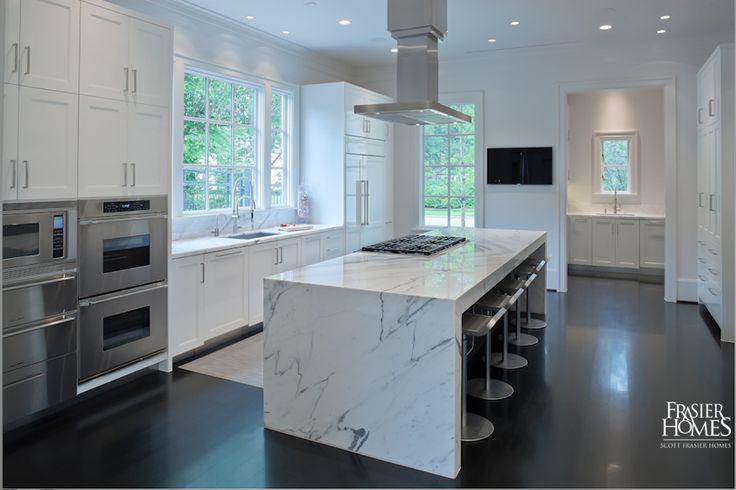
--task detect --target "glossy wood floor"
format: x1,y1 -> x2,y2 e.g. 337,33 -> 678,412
4,276 -> 734,488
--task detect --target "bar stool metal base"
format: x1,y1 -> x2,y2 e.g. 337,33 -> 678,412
523,318 -> 547,330
490,352 -> 528,370
461,413 -> 495,442
468,378 -> 514,401
508,332 -> 538,347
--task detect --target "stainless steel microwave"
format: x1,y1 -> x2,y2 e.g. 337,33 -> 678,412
2,201 -> 77,270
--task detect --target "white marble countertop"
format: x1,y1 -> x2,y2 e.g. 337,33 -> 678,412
171,224 -> 343,259
274,227 -> 546,302
567,212 -> 666,219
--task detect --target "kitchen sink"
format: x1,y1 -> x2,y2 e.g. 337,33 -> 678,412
225,231 -> 278,240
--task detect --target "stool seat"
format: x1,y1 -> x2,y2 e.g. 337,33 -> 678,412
462,313 -> 492,337
475,292 -> 510,311
494,277 -> 525,295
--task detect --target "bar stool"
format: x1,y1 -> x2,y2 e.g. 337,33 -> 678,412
468,293 -> 514,401
461,313 -> 495,442
495,274 -> 538,348
514,258 -> 548,331
489,279 -> 529,370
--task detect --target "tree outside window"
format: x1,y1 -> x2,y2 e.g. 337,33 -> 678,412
601,137 -> 631,193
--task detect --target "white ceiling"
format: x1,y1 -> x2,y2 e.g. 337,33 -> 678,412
177,0 -> 734,67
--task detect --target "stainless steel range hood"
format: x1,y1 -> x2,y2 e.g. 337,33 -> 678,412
354,0 -> 471,126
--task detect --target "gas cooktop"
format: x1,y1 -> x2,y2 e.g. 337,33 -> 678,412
362,235 -> 466,256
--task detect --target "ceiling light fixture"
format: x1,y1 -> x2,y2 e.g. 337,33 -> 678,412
599,24 -> 613,31
488,38 -> 497,43
282,30 -> 291,35
660,15 -> 671,20
338,19 -> 351,25
510,21 -> 520,26
657,29 -> 666,34
245,15 -> 255,20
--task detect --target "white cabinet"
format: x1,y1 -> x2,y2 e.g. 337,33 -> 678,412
586,217 -> 641,269
4,0 -> 80,93
248,238 -> 299,324
614,219 -> 640,269
345,154 -> 391,252
79,95 -> 169,198
3,85 -> 77,200
203,248 -> 249,341
591,218 -> 616,266
299,230 -> 347,266
323,230 -> 345,260
80,2 -> 170,107
568,216 -> 592,265
640,220 -> 665,269
300,234 -> 322,266
168,254 -> 205,356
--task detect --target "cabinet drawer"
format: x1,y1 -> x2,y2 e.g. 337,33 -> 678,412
3,274 -> 77,329
4,315 -> 76,372
346,135 -> 385,157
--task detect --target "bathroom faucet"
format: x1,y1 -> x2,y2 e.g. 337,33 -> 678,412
232,177 -> 256,231
613,188 -> 621,215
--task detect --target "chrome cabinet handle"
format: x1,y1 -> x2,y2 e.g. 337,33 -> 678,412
79,213 -> 166,225
79,282 -> 167,306
124,67 -> 129,92
698,192 -> 704,208
708,268 -> 720,276
3,274 -> 75,292
364,180 -> 369,225
11,43 -> 18,72
215,250 -> 242,258
24,46 -> 30,75
123,162 -> 128,187
698,275 -> 707,282
130,162 -> 136,187
708,287 -> 720,297
200,263 -> 205,283
698,108 -> 703,124
698,258 -> 707,264
3,315 -> 76,338
708,99 -> 716,117
9,160 -> 16,189
22,160 -> 28,188
274,248 -> 279,265
132,69 -> 137,93
355,180 -> 363,226
709,194 -> 716,212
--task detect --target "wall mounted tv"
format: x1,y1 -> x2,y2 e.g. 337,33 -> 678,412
487,147 -> 553,185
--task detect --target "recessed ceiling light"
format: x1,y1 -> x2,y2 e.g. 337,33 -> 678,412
282,30 -> 290,35
338,19 -> 351,25
657,29 -> 667,34
304,1 -> 317,5
599,24 -> 613,31
391,48 -> 398,53
488,38 -> 497,43
660,15 -> 671,20
245,15 -> 255,20
510,21 -> 520,26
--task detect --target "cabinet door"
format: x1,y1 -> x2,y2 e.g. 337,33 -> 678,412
4,0 -> 20,85
712,127 -> 722,243
79,96 -> 128,197
697,130 -> 710,235
169,255 -> 205,356
568,217 -> 592,265
365,117 -> 388,141
364,156 -> 387,227
203,248 -> 249,340
591,219 -> 615,266
128,18 -> 170,108
345,154 -> 363,252
17,86 -> 77,200
323,231 -> 345,260
19,0 -> 79,93
277,239 -> 300,273
345,113 -> 366,137
2,83 -> 19,200
300,234 -> 322,266
615,219 -> 640,269
249,243 -> 278,325
640,220 -> 665,269
128,103 -> 168,196
80,2 -> 129,101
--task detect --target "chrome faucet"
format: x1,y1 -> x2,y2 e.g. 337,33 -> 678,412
232,177 -> 256,231
211,213 -> 226,237
613,188 -> 621,215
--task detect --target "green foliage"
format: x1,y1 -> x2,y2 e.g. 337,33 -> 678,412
602,138 -> 630,192
184,74 -> 205,118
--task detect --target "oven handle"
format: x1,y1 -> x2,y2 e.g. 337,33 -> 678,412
79,282 -> 167,307
3,315 -> 77,338
3,274 -> 76,292
79,213 -> 168,226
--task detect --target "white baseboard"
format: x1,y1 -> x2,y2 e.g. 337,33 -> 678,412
677,278 -> 698,303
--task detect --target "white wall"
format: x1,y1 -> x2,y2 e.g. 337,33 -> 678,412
567,88 -> 665,216
356,33 -> 732,297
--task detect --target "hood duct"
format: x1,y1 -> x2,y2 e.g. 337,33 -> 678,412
354,0 -> 471,126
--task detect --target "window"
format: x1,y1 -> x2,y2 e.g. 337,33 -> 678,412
593,132 -> 639,200
181,70 -> 294,213
422,104 -> 477,227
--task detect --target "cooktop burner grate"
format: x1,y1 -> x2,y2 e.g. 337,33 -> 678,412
362,235 -> 466,256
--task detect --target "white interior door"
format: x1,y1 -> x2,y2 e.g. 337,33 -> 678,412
80,2 -> 129,101
17,86 -> 77,200
4,0 -> 20,85
128,103 -> 168,196
2,83 -> 19,200
78,95 -> 128,197
128,18 -> 170,108
19,0 -> 79,93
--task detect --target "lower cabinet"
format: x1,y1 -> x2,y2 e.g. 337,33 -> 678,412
640,220 -> 665,268
568,216 -> 592,265
248,238 -> 299,325
591,218 -> 617,266
168,254 -> 205,357
614,219 -> 640,268
569,216 -> 661,270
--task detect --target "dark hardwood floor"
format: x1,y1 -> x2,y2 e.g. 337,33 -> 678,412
4,276 -> 734,488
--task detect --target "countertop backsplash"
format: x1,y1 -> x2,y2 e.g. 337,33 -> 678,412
172,208 -> 298,241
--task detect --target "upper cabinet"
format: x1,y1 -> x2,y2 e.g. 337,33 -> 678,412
80,2 -> 171,108
4,0 -> 80,94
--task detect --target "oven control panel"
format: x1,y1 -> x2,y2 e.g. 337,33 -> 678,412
103,200 -> 151,213
52,214 -> 64,258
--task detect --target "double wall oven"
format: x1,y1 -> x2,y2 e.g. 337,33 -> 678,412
77,196 -> 168,382
2,201 -> 78,426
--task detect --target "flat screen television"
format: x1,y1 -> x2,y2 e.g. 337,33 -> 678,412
487,147 -> 553,185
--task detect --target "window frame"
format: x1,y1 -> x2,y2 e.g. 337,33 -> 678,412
173,60 -> 298,217
592,130 -> 640,204
420,93 -> 484,228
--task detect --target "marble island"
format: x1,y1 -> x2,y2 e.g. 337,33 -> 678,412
263,228 -> 547,478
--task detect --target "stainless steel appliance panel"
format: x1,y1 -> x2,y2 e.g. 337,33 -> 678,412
78,211 -> 167,298
3,352 -> 77,425
78,282 -> 168,381
4,315 -> 76,372
3,272 -> 77,329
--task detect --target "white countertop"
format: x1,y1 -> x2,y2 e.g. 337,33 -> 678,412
273,227 -> 546,302
567,212 -> 665,219
171,224 -> 343,259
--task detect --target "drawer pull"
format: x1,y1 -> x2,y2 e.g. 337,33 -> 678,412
4,371 -> 45,390
708,268 -> 720,276
3,274 -> 75,292
708,287 -> 720,297
214,250 -> 243,258
3,315 -> 76,338
708,249 -> 719,256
